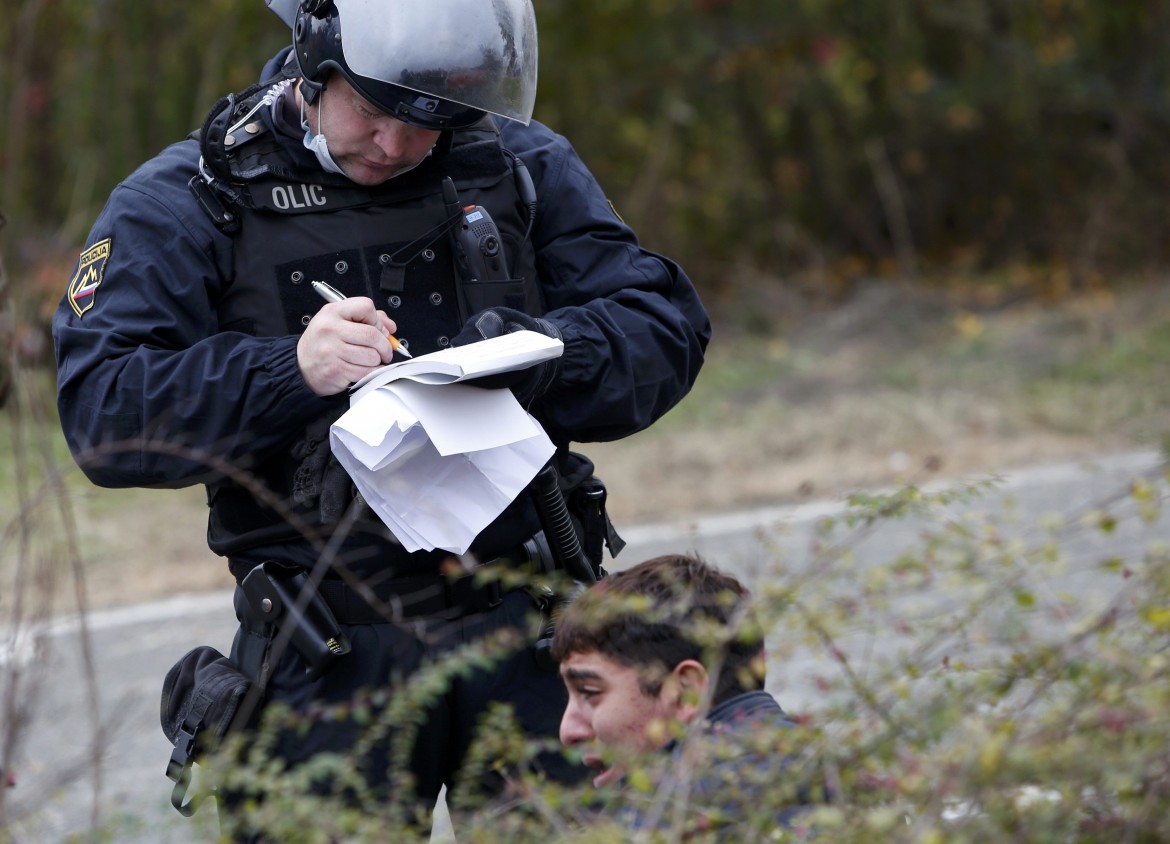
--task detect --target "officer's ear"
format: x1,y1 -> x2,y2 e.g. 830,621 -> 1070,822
662,659 -> 709,724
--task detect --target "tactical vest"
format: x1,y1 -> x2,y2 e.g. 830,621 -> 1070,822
192,83 -> 545,558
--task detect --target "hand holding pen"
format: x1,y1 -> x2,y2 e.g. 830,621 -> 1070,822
296,281 -> 409,396
312,280 -> 412,358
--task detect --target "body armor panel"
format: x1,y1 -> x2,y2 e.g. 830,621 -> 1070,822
195,87 -> 544,557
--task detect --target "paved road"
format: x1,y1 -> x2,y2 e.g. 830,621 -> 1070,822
3,450 -> 1165,842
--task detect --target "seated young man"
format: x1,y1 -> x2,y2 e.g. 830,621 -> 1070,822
551,553 -> 815,836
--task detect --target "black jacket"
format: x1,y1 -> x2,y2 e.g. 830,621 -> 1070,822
53,57 -> 710,572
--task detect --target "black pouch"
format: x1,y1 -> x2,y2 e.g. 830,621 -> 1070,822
559,451 -> 625,569
160,645 -> 253,816
240,560 -> 352,680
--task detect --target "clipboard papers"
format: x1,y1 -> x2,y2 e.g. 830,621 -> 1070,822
329,332 -> 564,554
349,330 -> 564,399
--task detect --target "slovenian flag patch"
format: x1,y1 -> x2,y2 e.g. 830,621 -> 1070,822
68,237 -> 113,318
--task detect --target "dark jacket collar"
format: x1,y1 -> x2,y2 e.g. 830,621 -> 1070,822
707,689 -> 791,727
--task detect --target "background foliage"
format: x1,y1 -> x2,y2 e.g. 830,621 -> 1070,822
5,421 -> 1165,841
2,0 -> 1169,344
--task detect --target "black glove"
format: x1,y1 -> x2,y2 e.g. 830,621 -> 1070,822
451,307 -> 562,404
291,413 -> 353,524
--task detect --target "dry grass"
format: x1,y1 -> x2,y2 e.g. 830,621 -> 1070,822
68,485 -> 231,605
590,278 -> 1169,522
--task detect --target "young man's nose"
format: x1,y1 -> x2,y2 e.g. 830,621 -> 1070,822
559,702 -> 592,746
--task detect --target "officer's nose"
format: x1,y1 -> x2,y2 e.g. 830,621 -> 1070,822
372,119 -> 427,164
371,122 -> 401,160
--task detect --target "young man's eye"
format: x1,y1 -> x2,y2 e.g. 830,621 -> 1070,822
356,104 -> 380,119
567,683 -> 598,701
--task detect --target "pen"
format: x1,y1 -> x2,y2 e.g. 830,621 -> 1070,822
311,280 -> 412,358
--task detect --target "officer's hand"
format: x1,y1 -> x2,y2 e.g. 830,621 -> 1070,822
297,297 -> 397,396
451,307 -> 562,404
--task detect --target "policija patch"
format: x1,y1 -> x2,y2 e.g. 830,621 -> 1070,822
68,237 -> 113,318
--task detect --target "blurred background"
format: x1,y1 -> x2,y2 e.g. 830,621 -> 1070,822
3,0 -> 1170,380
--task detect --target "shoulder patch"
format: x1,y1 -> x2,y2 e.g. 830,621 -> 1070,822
68,238 -> 113,318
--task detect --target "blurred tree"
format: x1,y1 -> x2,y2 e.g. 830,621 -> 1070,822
538,0 -> 1170,296
1,0 -> 1168,340
1,0 -> 287,249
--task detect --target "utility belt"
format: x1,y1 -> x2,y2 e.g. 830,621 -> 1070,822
235,451 -> 620,663
318,569 -> 504,623
236,556 -> 513,635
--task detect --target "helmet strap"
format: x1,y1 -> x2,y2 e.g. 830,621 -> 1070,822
298,74 -> 323,109
297,80 -> 322,134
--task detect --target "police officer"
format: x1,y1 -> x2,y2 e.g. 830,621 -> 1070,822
52,0 -> 710,830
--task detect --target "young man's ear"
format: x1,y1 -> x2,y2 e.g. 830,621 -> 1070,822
666,659 -> 709,723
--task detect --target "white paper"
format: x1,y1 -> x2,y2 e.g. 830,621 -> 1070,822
334,389 -> 424,471
330,382 -> 555,554
388,380 -> 545,456
350,330 -> 564,401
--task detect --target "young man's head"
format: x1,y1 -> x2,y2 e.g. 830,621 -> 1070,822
552,553 -> 766,787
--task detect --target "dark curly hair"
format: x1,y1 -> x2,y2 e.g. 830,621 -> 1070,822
550,553 -> 766,705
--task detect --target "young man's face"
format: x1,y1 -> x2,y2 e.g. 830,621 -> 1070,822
558,649 -> 684,788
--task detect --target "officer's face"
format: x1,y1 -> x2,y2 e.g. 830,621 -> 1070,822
307,76 -> 440,186
558,649 -> 686,788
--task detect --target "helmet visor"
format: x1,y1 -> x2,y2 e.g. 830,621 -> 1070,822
337,0 -> 538,126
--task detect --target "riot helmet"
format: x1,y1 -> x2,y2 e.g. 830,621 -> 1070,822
288,0 -> 538,130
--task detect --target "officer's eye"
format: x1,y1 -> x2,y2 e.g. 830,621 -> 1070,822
356,103 -> 381,120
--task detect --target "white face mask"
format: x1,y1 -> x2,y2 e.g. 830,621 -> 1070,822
302,128 -> 346,176
300,87 -> 345,176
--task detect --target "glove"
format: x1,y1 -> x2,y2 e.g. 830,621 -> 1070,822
451,307 -> 562,404
291,414 -> 353,524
